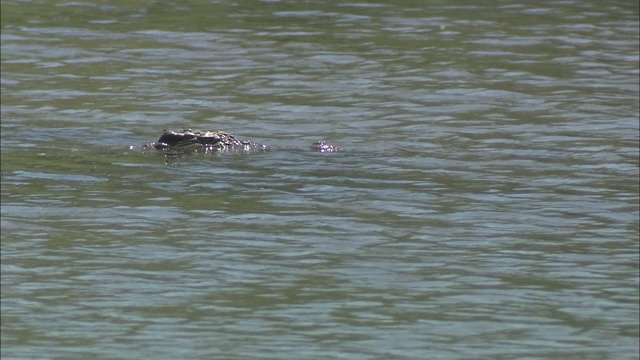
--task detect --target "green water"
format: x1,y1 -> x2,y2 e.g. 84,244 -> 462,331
2,0 -> 638,359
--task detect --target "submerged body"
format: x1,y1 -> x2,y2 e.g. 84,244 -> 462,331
148,129 -> 340,153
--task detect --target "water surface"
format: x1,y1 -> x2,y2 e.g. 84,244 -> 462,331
1,0 -> 639,359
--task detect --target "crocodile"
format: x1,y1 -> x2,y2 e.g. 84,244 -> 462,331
146,129 -> 340,153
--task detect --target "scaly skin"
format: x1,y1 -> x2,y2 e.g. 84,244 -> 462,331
152,129 -> 258,152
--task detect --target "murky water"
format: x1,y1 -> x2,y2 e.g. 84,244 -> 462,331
1,1 -> 638,359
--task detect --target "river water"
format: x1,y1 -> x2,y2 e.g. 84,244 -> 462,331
1,1 -> 638,359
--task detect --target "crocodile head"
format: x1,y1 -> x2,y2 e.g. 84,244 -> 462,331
151,129 -> 249,151
153,129 -> 199,150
